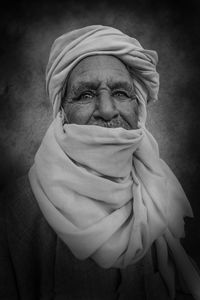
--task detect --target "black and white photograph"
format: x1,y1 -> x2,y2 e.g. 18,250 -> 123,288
1,1 -> 200,299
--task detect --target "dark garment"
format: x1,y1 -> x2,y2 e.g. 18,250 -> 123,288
0,176 -> 193,300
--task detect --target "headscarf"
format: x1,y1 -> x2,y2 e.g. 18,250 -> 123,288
45,25 -> 159,118
29,25 -> 200,300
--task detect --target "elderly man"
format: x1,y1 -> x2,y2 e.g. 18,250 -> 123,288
1,25 -> 200,300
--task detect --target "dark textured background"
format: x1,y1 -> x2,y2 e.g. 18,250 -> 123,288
0,0 -> 200,259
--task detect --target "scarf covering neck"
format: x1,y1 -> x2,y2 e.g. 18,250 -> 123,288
29,113 -> 200,299
29,25 -> 200,299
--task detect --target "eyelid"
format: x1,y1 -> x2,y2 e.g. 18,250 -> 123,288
114,89 -> 129,93
80,89 -> 96,95
75,90 -> 96,102
112,89 -> 131,96
79,90 -> 96,97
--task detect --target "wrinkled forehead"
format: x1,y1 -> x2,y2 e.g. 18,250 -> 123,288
66,54 -> 133,90
69,55 -> 130,74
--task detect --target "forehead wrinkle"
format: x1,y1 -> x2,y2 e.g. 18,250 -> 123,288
69,80 -> 101,95
106,79 -> 134,92
66,55 -> 134,97
69,77 -> 134,94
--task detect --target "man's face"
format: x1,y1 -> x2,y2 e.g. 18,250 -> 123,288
63,55 -> 138,129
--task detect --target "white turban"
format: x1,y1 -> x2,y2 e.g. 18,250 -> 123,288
46,25 -> 159,117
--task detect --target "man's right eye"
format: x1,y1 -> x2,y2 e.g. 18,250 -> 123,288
77,91 -> 95,101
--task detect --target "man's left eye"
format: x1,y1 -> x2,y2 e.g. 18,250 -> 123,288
113,91 -> 129,99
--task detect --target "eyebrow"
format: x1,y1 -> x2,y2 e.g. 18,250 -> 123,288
107,81 -> 134,93
67,79 -> 135,97
69,81 -> 101,96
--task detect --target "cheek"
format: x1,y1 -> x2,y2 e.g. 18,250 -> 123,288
64,103 -> 95,124
117,101 -> 138,128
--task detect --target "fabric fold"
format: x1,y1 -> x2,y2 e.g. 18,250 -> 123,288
29,112 -> 199,298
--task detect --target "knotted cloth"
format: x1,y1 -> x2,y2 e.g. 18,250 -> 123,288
29,25 -> 200,299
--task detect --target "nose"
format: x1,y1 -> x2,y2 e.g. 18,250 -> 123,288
93,90 -> 119,121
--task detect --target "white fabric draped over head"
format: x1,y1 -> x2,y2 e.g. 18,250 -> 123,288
29,25 -> 200,300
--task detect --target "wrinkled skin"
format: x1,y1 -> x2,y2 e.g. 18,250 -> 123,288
62,55 -> 138,129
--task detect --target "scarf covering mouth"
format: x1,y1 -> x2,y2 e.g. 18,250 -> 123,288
45,25 -> 159,118
29,113 -> 200,300
29,25 -> 200,299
